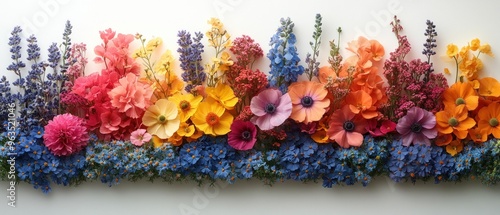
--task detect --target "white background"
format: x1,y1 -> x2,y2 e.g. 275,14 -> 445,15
1,0 -> 500,214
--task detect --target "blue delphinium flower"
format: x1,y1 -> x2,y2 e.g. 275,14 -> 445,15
177,30 -> 206,93
268,17 -> 305,93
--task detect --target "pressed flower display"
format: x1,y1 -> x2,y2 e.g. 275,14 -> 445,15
1,15 -> 500,194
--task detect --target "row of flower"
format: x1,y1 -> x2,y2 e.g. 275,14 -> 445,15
1,15 -> 500,193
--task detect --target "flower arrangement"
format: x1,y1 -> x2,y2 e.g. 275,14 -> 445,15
1,15 -> 500,194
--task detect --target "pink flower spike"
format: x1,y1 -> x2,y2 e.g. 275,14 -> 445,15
130,129 -> 152,147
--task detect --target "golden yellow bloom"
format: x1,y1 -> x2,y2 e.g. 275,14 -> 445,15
208,17 -> 223,31
168,93 -> 203,122
479,44 -> 494,56
470,38 -> 480,51
177,122 -> 196,137
206,83 -> 238,110
446,44 -> 459,57
191,101 -> 233,136
459,57 -> 483,81
459,45 -> 470,59
152,135 -> 167,148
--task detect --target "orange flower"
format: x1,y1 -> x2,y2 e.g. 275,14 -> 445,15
345,90 -> 378,119
478,77 -> 500,97
446,140 -> 464,156
469,128 -> 488,143
477,102 -> 500,138
442,82 -> 478,111
434,133 -> 453,146
435,105 -> 476,139
459,56 -> 483,81
288,81 -> 330,124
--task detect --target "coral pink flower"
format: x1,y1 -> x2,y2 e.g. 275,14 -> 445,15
327,106 -> 367,148
250,88 -> 292,130
228,120 -> 257,150
99,111 -> 121,134
43,114 -> 89,156
108,73 -> 153,118
288,81 -> 330,124
130,129 -> 152,147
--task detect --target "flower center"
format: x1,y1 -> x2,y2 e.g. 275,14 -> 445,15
301,96 -> 314,108
410,123 -> 422,133
448,117 -> 459,127
265,103 -> 276,114
206,112 -> 220,126
455,98 -> 465,106
180,100 -> 191,111
158,115 -> 166,123
489,118 -> 499,127
241,130 -> 252,141
343,121 -> 355,132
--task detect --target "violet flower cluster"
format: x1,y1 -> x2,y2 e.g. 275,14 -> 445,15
177,30 -> 206,93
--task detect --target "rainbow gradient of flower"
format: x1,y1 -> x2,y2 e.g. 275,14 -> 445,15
1,15 -> 500,193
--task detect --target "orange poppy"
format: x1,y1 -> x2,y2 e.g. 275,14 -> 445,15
446,140 -> 464,156
478,77 -> 500,97
469,127 -> 488,143
435,105 -> 476,139
288,81 -> 330,124
434,133 -> 453,146
477,102 -> 500,138
344,90 -> 378,119
442,82 -> 478,111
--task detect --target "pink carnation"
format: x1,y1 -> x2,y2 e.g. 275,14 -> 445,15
130,129 -> 152,147
43,114 -> 89,156
108,73 -> 153,118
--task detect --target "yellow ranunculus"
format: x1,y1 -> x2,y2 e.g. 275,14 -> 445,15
206,83 -> 238,110
470,38 -> 480,51
142,99 -> 180,139
168,93 -> 203,122
191,101 -> 233,136
446,44 -> 459,57
479,44 -> 494,56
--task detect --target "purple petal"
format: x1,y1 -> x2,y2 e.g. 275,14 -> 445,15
401,132 -> 416,146
419,111 -> 436,129
252,115 -> 273,130
421,128 -> 438,139
250,96 -> 268,117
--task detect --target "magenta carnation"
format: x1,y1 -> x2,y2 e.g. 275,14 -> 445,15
228,120 -> 257,151
43,114 -> 89,156
396,107 -> 437,146
250,88 -> 292,130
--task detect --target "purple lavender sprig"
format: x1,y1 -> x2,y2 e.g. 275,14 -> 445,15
177,30 -> 206,93
422,20 -> 437,82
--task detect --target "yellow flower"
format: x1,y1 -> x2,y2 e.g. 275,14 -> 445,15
206,83 -> 238,110
151,135 -> 167,148
444,68 -> 451,75
168,93 -> 203,122
459,45 -> 470,59
459,57 -> 483,81
208,17 -> 223,31
154,50 -> 175,75
192,101 -> 233,136
142,99 -> 180,139
218,52 -> 234,72
479,44 -> 494,56
446,44 -> 459,57
132,49 -> 147,59
145,37 -> 162,52
470,38 -> 480,51
177,122 -> 196,137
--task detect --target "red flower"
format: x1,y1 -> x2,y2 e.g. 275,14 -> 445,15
228,120 -> 257,151
43,114 -> 89,156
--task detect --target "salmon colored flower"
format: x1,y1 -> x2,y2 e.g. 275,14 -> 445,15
435,105 -> 476,139
446,140 -> 464,156
478,77 -> 500,97
168,93 -> 203,122
396,107 -> 437,146
442,82 -> 478,111
192,101 -> 233,136
142,99 -> 180,139
288,81 -> 330,124
477,102 -> 500,138
345,90 -> 378,119
327,105 -> 367,148
108,73 -> 153,118
206,84 -> 238,110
